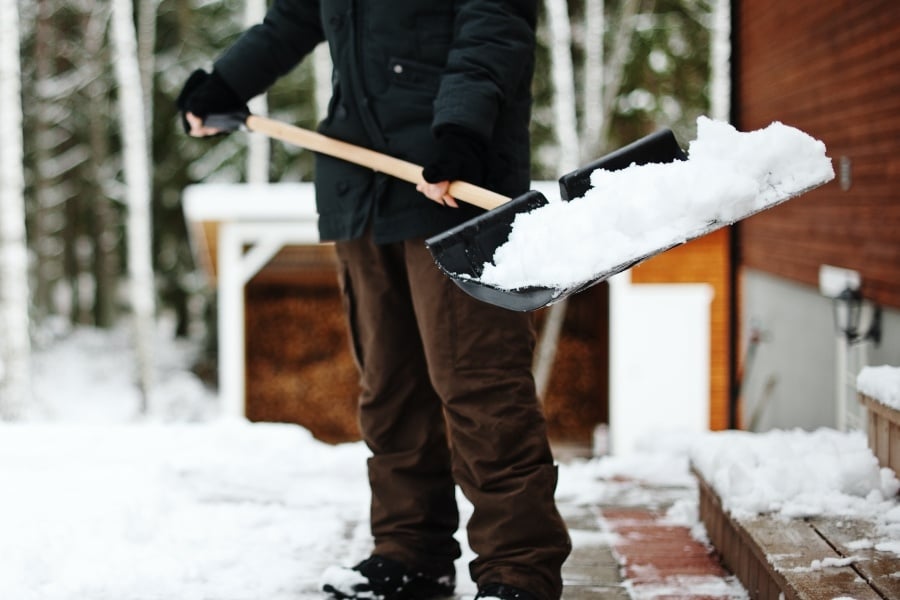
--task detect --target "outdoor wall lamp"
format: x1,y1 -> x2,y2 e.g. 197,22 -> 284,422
832,287 -> 882,345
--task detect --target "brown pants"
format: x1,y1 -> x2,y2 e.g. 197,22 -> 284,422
335,232 -> 571,600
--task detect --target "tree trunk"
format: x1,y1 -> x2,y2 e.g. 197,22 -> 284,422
0,0 -> 32,419
137,0 -> 158,148
64,190 -> 88,323
31,0 -> 60,320
709,0 -> 731,122
581,0 -> 605,156
110,0 -> 157,411
84,2 -> 120,329
542,0 -> 580,174
534,0 -> 582,401
597,0 -> 644,151
244,0 -> 269,183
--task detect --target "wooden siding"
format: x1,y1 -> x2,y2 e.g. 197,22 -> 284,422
736,0 -> 900,309
630,228 -> 732,430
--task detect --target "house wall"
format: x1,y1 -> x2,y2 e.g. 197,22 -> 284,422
736,0 -> 900,309
735,0 -> 900,430
740,269 -> 900,431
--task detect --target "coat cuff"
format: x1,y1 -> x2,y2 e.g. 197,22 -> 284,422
432,81 -> 499,142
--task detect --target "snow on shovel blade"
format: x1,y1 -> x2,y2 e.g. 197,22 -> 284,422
425,130 -> 688,312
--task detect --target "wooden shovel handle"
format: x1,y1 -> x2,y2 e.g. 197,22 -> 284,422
246,115 -> 510,211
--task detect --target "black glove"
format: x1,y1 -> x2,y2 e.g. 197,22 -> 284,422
422,125 -> 488,186
175,69 -> 249,134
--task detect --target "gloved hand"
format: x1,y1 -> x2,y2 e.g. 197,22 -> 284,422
422,125 -> 488,187
175,69 -> 249,134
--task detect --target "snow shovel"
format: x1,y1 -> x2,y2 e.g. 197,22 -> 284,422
202,113 -> 686,311
425,130 -> 687,311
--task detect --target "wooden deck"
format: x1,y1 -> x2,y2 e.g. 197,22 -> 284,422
695,468 -> 900,600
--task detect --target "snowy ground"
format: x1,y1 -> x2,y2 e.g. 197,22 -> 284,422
2,321 -> 898,599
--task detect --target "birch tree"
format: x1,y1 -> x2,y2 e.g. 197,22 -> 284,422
708,0 -> 730,121
244,0 -> 269,183
534,0 -> 662,399
581,0 -> 606,150
110,0 -> 157,409
0,0 -> 32,418
138,0 -> 158,142
585,0 -> 643,158
534,0 -> 581,400
543,0 -> 580,174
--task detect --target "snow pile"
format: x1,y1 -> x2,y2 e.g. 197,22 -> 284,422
690,428 -> 900,554
318,566 -> 370,597
29,319 -> 218,422
0,420 -> 372,600
480,117 -> 834,290
857,365 -> 900,411
556,447 -> 694,507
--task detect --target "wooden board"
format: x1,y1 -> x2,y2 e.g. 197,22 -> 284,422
738,516 -> 881,600
695,467 -> 886,600
810,516 -> 900,600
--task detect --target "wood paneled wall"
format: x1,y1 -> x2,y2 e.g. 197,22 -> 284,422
736,0 -> 900,308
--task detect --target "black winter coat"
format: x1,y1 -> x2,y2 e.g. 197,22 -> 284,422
215,0 -> 538,243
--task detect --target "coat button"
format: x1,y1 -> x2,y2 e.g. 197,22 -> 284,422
335,104 -> 348,120
337,181 -> 350,195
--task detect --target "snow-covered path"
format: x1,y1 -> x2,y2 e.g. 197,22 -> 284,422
0,419 -> 728,600
5,325 -> 898,599
0,421 -> 374,599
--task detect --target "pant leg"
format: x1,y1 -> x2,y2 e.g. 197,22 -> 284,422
403,237 -> 572,600
334,233 -> 461,574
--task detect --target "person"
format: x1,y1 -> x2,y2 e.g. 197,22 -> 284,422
176,2 -> 571,599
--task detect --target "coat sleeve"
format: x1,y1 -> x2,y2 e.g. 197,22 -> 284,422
213,0 -> 325,102
432,0 -> 538,141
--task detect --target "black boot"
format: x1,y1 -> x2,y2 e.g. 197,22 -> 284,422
322,555 -> 456,600
475,583 -> 538,600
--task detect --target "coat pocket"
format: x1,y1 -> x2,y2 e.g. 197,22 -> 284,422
314,155 -> 375,241
387,57 -> 441,95
372,58 -> 441,147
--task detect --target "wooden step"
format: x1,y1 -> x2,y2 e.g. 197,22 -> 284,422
695,467 -> 897,600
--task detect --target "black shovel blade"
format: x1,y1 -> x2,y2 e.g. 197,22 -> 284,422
425,190 -> 557,310
558,129 -> 688,200
425,129 -> 687,312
